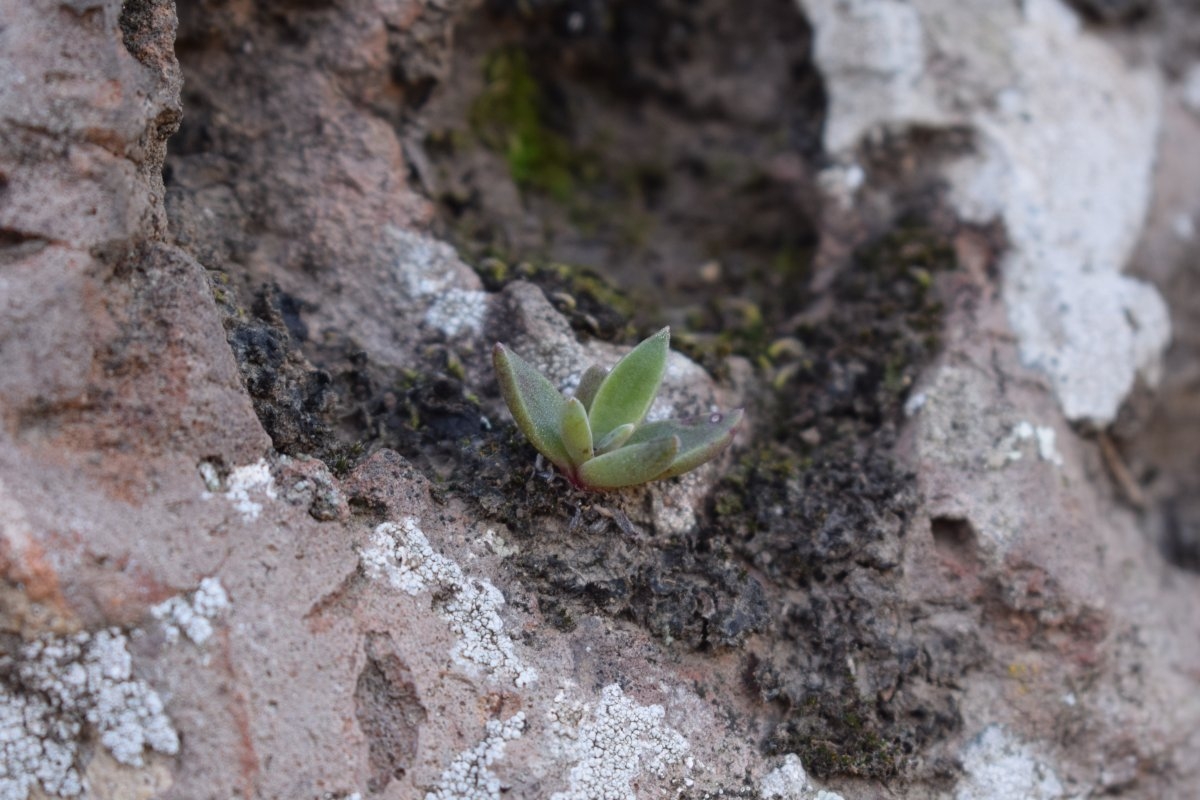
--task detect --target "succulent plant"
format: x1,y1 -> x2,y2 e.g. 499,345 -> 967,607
492,327 -> 744,490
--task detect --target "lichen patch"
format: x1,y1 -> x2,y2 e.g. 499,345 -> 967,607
548,683 -> 690,800
150,577 -> 230,646
360,519 -> 537,687
955,726 -> 1065,800
0,629 -> 179,800
425,713 -> 526,800
207,459 -> 277,522
384,226 -> 490,338
759,754 -> 847,800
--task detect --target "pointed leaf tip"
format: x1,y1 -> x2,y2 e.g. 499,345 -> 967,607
574,364 -> 608,412
587,327 -> 670,442
560,396 -> 594,468
594,422 -> 636,454
628,407 -> 744,480
577,434 -> 680,490
493,342 -> 572,472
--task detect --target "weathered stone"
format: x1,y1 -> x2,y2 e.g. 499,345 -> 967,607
4,0 -> 1200,798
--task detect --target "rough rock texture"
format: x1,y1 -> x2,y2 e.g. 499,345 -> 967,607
2,0 -> 1200,799
802,0 -> 1170,426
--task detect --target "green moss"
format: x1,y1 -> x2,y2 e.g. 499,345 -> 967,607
882,352 -> 910,395
852,223 -> 954,298
708,443 -> 814,533
470,48 -> 580,201
712,491 -> 744,518
672,300 -> 771,382
462,46 -> 674,257
539,597 -> 578,633
477,257 -> 510,285
697,221 -> 960,781
207,270 -> 235,310
769,689 -> 904,780
445,351 -> 467,382
770,243 -> 808,282
329,441 -> 365,478
473,257 -> 638,342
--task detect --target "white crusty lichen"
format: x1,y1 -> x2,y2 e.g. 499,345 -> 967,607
197,461 -> 222,492
384,225 -> 490,338
988,421 -> 1065,470
956,726 -> 1065,800
425,288 -> 490,338
759,754 -> 846,800
360,518 -> 537,688
201,459 -> 278,521
548,683 -> 690,800
0,628 -> 179,800
150,576 -> 230,646
426,713 -> 526,800
223,460 -> 277,521
0,690 -> 80,799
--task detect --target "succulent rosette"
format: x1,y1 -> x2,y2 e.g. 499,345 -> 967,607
493,328 -> 743,490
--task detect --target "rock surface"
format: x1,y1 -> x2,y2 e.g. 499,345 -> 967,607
802,0 -> 1170,425
1,0 -> 1199,799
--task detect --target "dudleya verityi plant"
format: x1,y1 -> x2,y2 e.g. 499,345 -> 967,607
492,327 -> 744,490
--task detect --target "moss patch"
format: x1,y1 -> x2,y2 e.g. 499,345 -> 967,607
425,221 -> 966,780
474,257 -> 638,341
217,282 -> 335,458
421,0 -> 824,326
704,223 -> 963,780
769,687 -> 905,779
470,48 -> 585,201
211,279 -> 487,480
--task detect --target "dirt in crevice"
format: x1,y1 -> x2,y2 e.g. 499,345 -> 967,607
211,278 -> 488,481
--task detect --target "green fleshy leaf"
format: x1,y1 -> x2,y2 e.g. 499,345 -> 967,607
492,343 -> 571,471
627,408 -> 744,479
574,364 -> 608,412
560,397 -> 594,467
587,327 -> 669,442
594,423 -> 635,454
577,435 -> 680,490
